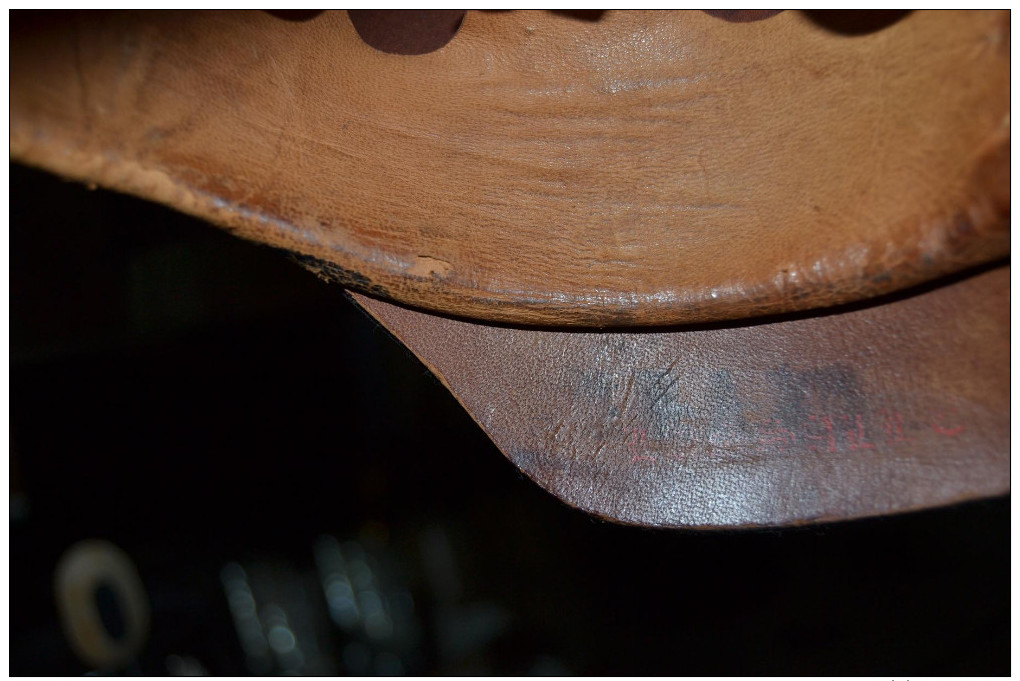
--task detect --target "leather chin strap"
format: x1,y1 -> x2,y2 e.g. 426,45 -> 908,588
10,10 -> 1010,527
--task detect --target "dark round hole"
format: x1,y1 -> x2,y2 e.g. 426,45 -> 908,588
703,10 -> 784,23
801,10 -> 913,36
264,10 -> 324,23
348,10 -> 466,56
549,10 -> 606,23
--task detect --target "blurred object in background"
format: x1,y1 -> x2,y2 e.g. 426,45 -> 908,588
54,540 -> 151,672
312,535 -> 420,675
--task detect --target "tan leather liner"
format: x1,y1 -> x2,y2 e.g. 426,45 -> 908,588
10,10 -> 1009,327
353,265 -> 1009,528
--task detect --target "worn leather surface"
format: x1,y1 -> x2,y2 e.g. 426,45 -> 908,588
10,10 -> 1009,326
353,265 -> 1009,528
9,10 -> 1010,527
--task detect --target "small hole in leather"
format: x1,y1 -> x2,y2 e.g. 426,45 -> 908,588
702,10 -> 784,23
264,10 -> 324,23
802,10 -> 912,35
549,10 -> 607,23
348,10 -> 466,56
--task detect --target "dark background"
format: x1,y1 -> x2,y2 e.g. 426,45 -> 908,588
10,163 -> 1009,675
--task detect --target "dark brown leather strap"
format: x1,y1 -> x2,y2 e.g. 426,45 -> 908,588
353,265 -> 1008,528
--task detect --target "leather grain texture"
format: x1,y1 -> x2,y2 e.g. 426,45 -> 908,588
9,10 -> 1010,527
10,10 -> 1009,326
353,265 -> 1009,528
